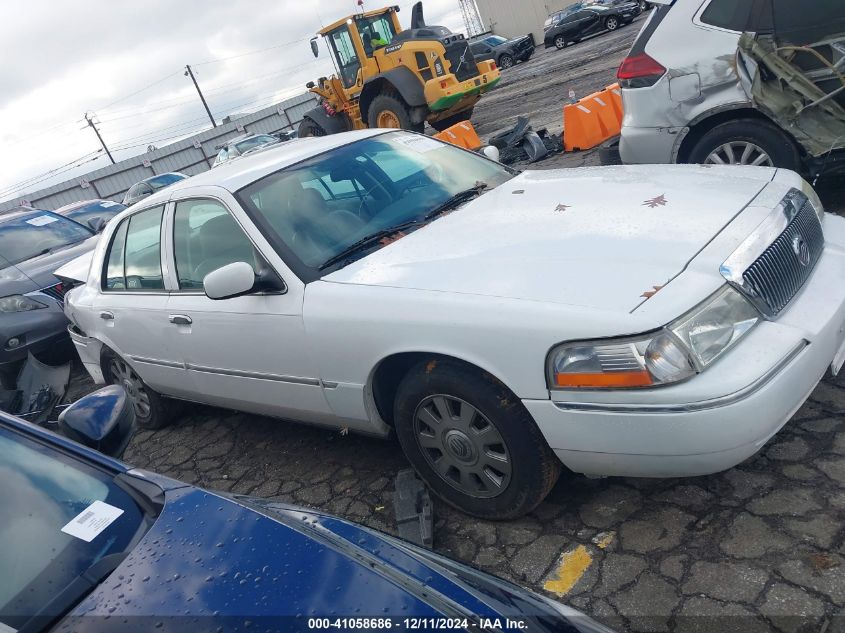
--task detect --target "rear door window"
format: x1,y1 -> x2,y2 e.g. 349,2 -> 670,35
772,0 -> 843,44
104,206 -> 164,291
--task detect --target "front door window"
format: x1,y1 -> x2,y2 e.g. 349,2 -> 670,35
329,26 -> 361,89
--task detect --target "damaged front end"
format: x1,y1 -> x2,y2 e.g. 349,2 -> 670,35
738,30 -> 845,168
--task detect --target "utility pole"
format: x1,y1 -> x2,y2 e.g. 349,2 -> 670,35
185,65 -> 217,128
84,112 -> 115,164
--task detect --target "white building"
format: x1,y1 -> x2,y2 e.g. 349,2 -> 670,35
475,0 -> 580,45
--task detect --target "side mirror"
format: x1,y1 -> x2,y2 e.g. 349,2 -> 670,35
58,386 -> 136,459
88,216 -> 107,233
310,37 -> 319,58
204,261 -> 258,300
481,145 -> 501,162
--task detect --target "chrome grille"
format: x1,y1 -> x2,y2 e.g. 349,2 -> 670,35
741,199 -> 824,317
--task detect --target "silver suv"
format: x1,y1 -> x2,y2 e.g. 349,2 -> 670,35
618,0 -> 844,176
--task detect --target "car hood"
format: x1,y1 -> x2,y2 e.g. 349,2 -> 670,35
67,487 -> 590,631
324,165 -> 774,313
0,237 -> 98,294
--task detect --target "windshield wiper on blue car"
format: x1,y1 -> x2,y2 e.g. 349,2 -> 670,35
423,182 -> 489,222
318,218 -> 424,271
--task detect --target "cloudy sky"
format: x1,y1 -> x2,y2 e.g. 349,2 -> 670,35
0,0 -> 464,204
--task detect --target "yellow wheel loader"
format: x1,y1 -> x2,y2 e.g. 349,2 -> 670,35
299,2 -> 500,137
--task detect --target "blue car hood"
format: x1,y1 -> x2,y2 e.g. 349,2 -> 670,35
63,487 -> 587,633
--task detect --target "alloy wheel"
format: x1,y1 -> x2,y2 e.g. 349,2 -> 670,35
607,17 -> 619,30
555,36 -> 566,49
500,55 -> 514,69
413,394 -> 512,498
109,357 -> 152,419
704,141 -> 773,167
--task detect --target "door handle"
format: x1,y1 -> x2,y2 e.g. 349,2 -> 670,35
99,311 -> 114,321
169,314 -> 193,326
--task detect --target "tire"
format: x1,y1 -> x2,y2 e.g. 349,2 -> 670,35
687,118 -> 801,171
498,54 -> 514,69
393,359 -> 561,520
298,117 -> 327,138
554,35 -> 567,50
367,94 -> 424,133
639,0 -> 648,11
605,16 -> 620,31
429,108 -> 474,132
103,350 -> 171,430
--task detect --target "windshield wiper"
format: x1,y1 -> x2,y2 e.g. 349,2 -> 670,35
19,552 -> 128,633
318,218 -> 423,271
423,182 -> 489,222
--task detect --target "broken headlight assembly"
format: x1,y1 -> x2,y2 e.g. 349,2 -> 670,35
548,286 -> 760,390
0,295 -> 47,314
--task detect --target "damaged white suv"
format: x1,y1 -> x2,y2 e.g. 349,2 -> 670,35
62,129 -> 845,519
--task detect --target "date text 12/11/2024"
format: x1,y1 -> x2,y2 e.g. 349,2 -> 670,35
307,618 -> 530,630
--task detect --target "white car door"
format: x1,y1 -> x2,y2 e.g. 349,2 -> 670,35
163,195 -> 335,424
93,205 -> 193,397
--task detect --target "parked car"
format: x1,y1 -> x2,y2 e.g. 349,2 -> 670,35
0,389 -> 613,633
618,0 -> 844,174
593,0 -> 643,15
62,129 -> 845,519
54,199 -> 126,232
470,34 -> 535,69
544,3 -> 637,49
0,208 -> 99,383
121,172 -> 188,207
213,133 -> 285,168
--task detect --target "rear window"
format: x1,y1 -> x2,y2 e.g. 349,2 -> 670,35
772,0 -> 844,44
103,206 -> 164,291
700,0 -> 754,31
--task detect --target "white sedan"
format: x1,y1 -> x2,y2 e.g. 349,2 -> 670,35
62,129 -> 845,519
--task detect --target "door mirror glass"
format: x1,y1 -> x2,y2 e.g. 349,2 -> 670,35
311,37 -> 319,58
58,385 -> 136,459
204,261 -> 256,300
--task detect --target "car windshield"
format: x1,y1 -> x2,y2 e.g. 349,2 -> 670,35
235,135 -> 277,154
147,173 -> 185,191
215,148 -> 229,164
238,131 -> 515,271
0,426 -> 145,629
0,212 -> 93,266
485,36 -> 507,45
65,201 -> 124,226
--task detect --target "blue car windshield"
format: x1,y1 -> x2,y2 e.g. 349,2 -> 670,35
238,131 -> 515,270
147,173 -> 185,191
0,213 -> 93,266
0,427 -> 144,629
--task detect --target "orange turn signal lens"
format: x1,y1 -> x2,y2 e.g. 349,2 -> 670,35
554,370 -> 654,389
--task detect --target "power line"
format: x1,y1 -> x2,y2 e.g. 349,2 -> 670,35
0,151 -> 103,200
192,36 -> 312,66
95,70 -> 183,112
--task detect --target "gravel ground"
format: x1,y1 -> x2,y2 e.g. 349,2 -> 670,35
66,20 -> 845,632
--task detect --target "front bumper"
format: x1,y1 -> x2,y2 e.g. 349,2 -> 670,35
0,300 -> 69,369
524,213 -> 845,478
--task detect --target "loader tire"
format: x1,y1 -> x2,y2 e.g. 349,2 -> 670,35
298,117 -> 327,137
368,94 -> 424,133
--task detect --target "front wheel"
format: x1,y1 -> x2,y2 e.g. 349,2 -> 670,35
104,351 -> 171,430
367,94 -> 424,132
605,16 -> 620,31
498,54 -> 514,69
554,35 -> 567,50
393,359 -> 561,520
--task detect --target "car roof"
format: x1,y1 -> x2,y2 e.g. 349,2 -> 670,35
134,129 -> 389,208
55,199 -> 108,212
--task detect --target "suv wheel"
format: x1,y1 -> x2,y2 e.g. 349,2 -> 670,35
605,16 -> 620,31
688,119 -> 801,171
499,54 -> 514,69
104,351 -> 170,430
554,35 -> 567,49
393,359 -> 561,520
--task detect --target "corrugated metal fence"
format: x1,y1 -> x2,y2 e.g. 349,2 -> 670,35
0,92 -> 317,212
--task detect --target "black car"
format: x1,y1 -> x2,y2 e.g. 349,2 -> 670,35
469,34 -> 535,69
544,2 -> 637,50
0,209 -> 99,381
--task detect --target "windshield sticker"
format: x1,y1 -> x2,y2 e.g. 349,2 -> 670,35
61,500 -> 124,542
99,201 -> 119,208
26,215 -> 60,227
394,135 -> 442,154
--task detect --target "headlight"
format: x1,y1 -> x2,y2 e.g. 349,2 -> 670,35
0,295 -> 47,313
669,286 -> 759,368
548,287 -> 759,390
